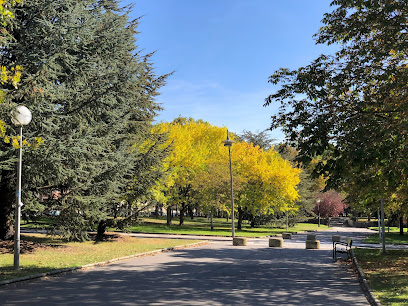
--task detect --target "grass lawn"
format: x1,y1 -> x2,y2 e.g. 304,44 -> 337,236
0,233 -> 199,282
357,218 -> 379,222
368,226 -> 408,233
121,217 -> 329,237
364,231 -> 408,245
21,217 -> 55,230
354,248 -> 408,305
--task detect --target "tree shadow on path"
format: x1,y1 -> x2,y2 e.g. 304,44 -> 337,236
0,238 -> 370,305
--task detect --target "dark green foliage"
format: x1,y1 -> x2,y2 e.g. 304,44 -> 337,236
293,170 -> 318,222
239,130 -> 275,150
277,145 -> 319,223
124,133 -> 170,205
0,0 -> 168,240
114,131 -> 171,229
265,0 -> 408,205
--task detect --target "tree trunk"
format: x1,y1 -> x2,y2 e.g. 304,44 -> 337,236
237,207 -> 244,230
96,219 -> 115,240
210,210 -> 213,230
400,215 -> 404,235
96,220 -> 107,240
179,203 -> 187,226
155,204 -> 159,218
250,214 -> 255,228
188,205 -> 194,220
0,170 -> 15,240
166,206 -> 172,226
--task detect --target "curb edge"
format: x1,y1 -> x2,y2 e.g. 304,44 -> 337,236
351,248 -> 382,306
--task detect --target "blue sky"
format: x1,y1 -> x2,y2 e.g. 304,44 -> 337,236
120,0 -> 337,140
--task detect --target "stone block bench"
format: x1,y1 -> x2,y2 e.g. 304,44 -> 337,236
269,237 -> 283,247
306,234 -> 320,249
282,233 -> 292,239
233,237 -> 247,246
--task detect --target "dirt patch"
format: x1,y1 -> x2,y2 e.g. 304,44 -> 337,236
88,232 -> 124,242
0,233 -> 123,255
0,240 -> 52,255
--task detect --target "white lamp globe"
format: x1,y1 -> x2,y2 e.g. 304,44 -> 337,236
11,105 -> 32,126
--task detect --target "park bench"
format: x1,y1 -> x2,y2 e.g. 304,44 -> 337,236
333,238 -> 353,261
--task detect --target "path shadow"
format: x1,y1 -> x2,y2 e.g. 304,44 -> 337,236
1,242 -> 369,305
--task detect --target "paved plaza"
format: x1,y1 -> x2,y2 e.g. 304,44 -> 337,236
0,228 -> 373,305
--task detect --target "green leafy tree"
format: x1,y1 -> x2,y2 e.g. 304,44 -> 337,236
277,145 -> 326,224
239,130 -> 275,151
97,131 -> 171,238
265,0 -> 408,211
0,0 -> 167,240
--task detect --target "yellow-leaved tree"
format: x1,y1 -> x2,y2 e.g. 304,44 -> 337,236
155,118 -> 301,231
230,142 -> 300,229
0,0 -> 22,140
155,118 -> 228,226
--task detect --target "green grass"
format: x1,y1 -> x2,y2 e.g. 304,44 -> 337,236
368,226 -> 405,233
0,233 -> 199,282
354,248 -> 408,305
121,217 -> 329,237
21,217 -> 56,229
364,231 -> 408,245
357,218 -> 380,222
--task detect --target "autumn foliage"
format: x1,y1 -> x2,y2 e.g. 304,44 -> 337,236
155,118 -> 301,225
314,190 -> 347,218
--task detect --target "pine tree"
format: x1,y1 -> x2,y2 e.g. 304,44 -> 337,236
0,0 -> 167,240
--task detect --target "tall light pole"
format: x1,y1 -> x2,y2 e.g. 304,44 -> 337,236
222,130 -> 235,238
11,105 -> 32,270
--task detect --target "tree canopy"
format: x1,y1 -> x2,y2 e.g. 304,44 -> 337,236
314,190 -> 347,219
155,118 -> 301,227
265,0 -> 408,210
0,0 -> 167,240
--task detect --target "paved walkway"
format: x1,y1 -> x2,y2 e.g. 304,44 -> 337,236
0,228 -> 376,305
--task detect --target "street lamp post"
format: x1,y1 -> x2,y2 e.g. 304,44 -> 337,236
222,130 -> 235,238
11,105 -> 32,270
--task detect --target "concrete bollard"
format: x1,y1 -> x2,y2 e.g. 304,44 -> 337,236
307,234 -> 317,241
332,235 -> 341,242
282,233 -> 292,239
269,238 -> 283,247
306,240 -> 320,249
233,237 -> 247,246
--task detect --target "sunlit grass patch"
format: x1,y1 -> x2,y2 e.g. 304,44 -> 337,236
363,232 -> 408,245
355,248 -> 408,305
0,233 -> 199,282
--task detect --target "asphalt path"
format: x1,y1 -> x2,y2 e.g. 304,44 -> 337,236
0,228 -> 375,305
